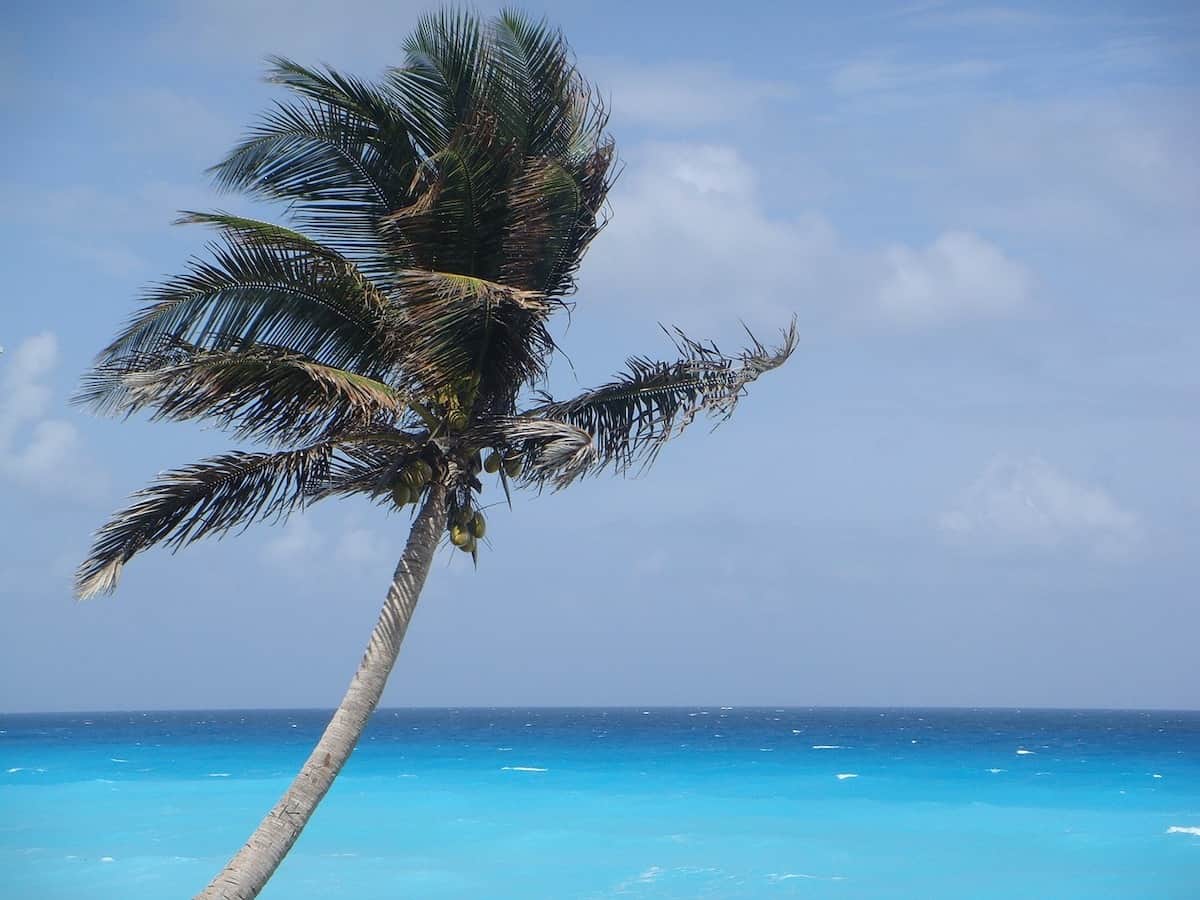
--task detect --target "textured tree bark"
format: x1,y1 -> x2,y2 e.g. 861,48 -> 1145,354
196,482 -> 447,899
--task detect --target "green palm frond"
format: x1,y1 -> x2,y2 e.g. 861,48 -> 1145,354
175,211 -> 327,252
78,341 -> 407,445
75,441 -> 342,598
209,59 -> 418,266
384,135 -> 508,280
491,10 -> 609,160
389,9 -> 490,157
98,237 -> 396,376
527,320 -> 798,475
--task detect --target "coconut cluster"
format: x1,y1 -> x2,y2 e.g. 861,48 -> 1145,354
389,458 -> 434,507
389,445 -> 527,557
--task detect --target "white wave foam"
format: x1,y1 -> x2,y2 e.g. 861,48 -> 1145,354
1016,749 -> 1035,755
206,772 -> 231,777
1167,826 -> 1200,836
501,766 -> 547,773
767,872 -> 846,882
100,857 -> 114,863
6,767 -> 23,774
1152,773 -> 1163,779
987,768 -> 1006,774
791,729 -> 803,734
110,758 -> 128,763
836,773 -> 858,780
812,745 -> 843,750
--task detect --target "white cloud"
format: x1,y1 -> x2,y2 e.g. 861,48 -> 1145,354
830,57 -> 998,95
23,180 -> 220,278
957,94 -> 1200,241
584,142 -> 1031,331
592,60 -> 795,129
876,231 -> 1032,326
262,515 -> 322,565
938,456 -> 1143,560
154,0 -> 425,69
0,333 -> 106,500
335,527 -> 390,565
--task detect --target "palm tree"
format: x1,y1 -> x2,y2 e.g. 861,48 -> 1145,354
75,9 -> 795,898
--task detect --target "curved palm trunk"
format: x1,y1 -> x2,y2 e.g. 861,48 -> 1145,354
197,483 -> 447,899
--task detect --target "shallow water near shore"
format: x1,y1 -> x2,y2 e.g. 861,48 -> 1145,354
3,707 -> 1198,898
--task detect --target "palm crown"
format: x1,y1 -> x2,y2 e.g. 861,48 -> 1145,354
75,9 -> 794,599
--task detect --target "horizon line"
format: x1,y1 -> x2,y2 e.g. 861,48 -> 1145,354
3,703 -> 1198,716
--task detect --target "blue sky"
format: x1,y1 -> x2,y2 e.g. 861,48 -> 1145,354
2,1 -> 1197,712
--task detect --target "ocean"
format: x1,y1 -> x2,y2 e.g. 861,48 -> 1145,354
2,708 -> 1197,898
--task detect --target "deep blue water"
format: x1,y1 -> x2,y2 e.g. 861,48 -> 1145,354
2,708 -> 1198,898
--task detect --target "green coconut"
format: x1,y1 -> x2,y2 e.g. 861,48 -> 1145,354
448,410 -> 468,432
483,451 -> 501,474
413,460 -> 433,483
503,455 -> 523,477
449,524 -> 470,547
391,483 -> 411,506
454,506 -> 472,527
470,511 -> 486,539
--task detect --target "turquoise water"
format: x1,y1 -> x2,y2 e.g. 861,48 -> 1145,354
2,708 -> 1198,898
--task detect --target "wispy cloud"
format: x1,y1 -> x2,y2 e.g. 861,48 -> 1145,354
262,515 -> 322,566
0,333 -> 106,500
830,57 -> 999,95
938,456 -> 1144,561
585,141 -> 1031,331
592,59 -> 797,129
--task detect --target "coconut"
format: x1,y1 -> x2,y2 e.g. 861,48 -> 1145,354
454,506 -> 472,527
401,466 -> 422,488
503,455 -> 523,477
483,451 -> 501,474
470,512 -> 486,539
465,535 -> 478,554
449,524 -> 470,547
448,410 -> 468,432
391,483 -> 411,506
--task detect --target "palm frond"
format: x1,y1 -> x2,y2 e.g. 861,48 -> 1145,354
320,437 -> 429,504
392,270 -> 556,412
75,441 -> 340,598
527,320 -> 798,475
209,59 -> 417,266
491,10 -> 609,160
175,210 -> 327,252
97,237 -> 396,377
389,9 -> 490,157
383,134 -> 508,280
498,152 -> 612,298
469,416 -> 594,488
78,340 -> 407,445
